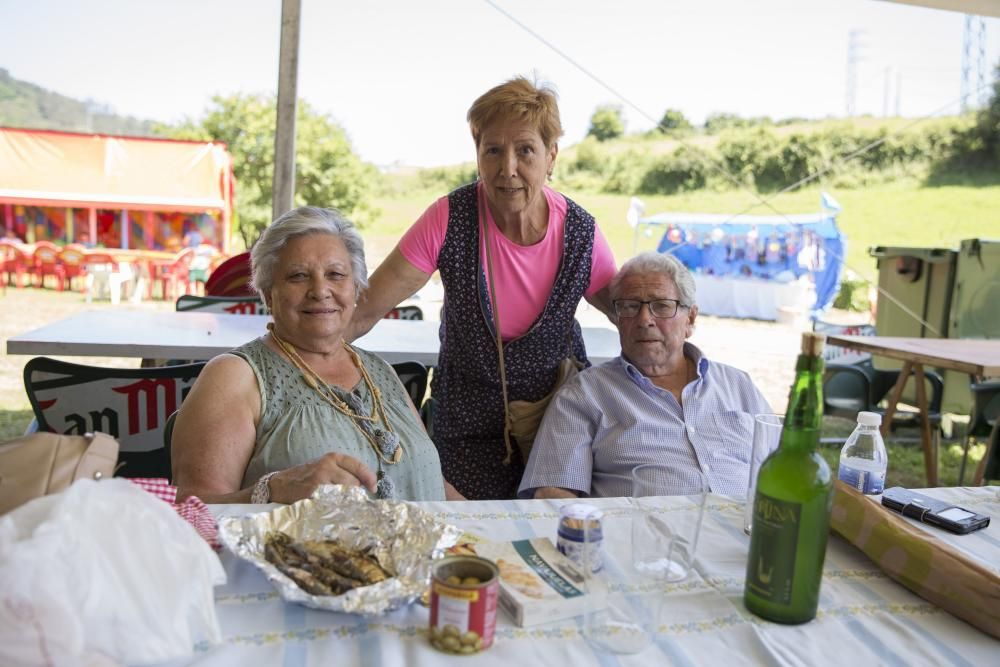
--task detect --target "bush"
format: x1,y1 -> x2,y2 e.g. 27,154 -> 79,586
717,127 -> 780,186
567,136 -> 610,175
417,163 -> 477,192
833,276 -> 871,312
704,113 -> 773,134
603,149 -> 654,194
638,147 -> 709,194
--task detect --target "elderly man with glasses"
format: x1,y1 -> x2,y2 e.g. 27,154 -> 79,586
518,251 -> 771,499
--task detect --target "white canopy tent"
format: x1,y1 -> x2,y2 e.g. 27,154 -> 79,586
877,0 -> 1000,18
270,0 -> 999,215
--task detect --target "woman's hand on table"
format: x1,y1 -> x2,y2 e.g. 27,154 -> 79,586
268,453 -> 377,503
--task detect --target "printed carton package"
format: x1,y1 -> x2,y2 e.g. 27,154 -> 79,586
461,537 -> 607,627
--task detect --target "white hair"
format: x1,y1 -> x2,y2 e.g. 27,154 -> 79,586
251,206 -> 368,297
609,251 -> 696,306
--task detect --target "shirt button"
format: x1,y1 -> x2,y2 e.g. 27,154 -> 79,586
703,464 -> 712,474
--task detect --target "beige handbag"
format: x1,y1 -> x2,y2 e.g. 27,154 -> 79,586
0,431 -> 119,515
506,356 -> 584,458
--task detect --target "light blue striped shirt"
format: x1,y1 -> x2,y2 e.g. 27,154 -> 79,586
518,343 -> 772,498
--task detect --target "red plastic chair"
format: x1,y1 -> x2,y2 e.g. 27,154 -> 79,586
31,241 -> 60,288
1,240 -> 31,288
205,251 -> 253,297
56,244 -> 89,292
151,248 -> 194,301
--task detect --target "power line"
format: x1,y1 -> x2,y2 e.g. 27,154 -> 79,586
480,0 -> 994,334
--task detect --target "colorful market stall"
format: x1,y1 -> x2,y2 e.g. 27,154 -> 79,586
0,127 -> 234,254
629,195 -> 844,320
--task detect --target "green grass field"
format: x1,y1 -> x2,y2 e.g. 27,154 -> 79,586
366,178 -> 1000,283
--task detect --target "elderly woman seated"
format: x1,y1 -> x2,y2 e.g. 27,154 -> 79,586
172,207 -> 456,503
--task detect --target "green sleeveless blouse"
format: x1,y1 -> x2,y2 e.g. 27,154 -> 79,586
232,337 -> 445,501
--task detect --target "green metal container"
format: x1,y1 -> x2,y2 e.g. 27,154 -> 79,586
942,239 -> 1000,413
870,245 -> 957,407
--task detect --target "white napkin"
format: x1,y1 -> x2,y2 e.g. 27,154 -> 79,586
0,478 -> 226,666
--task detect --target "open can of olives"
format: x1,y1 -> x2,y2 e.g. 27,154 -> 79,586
429,556 -> 500,654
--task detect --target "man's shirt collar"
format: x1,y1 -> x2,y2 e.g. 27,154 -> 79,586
619,341 -> 708,388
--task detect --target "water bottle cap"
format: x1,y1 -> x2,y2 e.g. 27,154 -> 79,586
857,411 -> 882,426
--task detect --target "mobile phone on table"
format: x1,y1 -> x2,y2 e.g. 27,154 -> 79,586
881,487 -> 990,535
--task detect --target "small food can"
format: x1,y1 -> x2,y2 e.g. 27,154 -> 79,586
557,503 -> 603,573
429,556 -> 499,654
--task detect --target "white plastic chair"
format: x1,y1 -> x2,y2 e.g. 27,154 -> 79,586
84,255 -> 135,305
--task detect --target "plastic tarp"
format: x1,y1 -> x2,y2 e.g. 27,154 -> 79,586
0,127 -> 233,213
647,210 -> 844,317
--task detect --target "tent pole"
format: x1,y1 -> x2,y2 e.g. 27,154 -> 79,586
66,207 -> 74,243
4,203 -> 12,234
272,0 -> 301,222
89,208 -> 97,245
223,153 -> 233,254
121,209 -> 128,249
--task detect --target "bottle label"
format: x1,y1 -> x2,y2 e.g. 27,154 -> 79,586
747,492 -> 801,605
838,464 -> 886,495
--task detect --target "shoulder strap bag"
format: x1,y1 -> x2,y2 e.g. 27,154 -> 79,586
0,431 -> 119,515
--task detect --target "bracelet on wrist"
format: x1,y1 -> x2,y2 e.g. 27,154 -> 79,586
251,471 -> 279,504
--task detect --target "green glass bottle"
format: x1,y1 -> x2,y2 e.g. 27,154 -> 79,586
744,332 -> 833,624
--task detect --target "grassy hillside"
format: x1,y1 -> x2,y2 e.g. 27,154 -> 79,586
365,177 -> 1000,282
558,115 -> 928,162
0,68 -> 156,136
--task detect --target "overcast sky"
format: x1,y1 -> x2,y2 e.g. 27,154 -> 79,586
1,0 -> 997,167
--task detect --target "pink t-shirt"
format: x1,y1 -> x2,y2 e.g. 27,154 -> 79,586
399,183 -> 617,340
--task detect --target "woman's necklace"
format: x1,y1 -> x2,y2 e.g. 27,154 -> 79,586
267,323 -> 404,468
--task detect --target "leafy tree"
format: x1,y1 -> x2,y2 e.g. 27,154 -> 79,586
159,93 -> 379,248
587,104 -> 625,141
657,108 -> 692,134
976,61 -> 1000,161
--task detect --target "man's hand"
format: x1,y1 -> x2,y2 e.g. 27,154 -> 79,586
444,481 -> 466,501
268,452 -> 377,503
534,486 -> 579,500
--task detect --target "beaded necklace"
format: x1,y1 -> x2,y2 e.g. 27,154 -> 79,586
267,323 -> 403,499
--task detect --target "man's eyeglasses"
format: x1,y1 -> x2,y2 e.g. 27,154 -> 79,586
613,298 -> 688,319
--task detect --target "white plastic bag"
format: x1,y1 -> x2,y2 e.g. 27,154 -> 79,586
0,478 -> 226,666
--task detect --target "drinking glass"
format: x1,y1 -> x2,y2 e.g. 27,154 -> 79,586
582,506 -> 663,655
631,464 -> 708,582
743,414 -> 784,535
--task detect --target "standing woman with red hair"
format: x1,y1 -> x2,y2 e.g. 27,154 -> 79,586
350,77 -> 617,500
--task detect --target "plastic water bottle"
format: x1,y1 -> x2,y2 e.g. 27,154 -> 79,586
838,411 -> 888,494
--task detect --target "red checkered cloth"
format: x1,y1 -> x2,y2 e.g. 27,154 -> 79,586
128,479 -> 220,550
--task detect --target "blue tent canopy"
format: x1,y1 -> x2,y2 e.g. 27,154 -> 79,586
640,206 -> 845,316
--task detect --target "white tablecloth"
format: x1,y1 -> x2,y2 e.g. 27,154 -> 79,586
157,488 -> 999,666
693,274 -> 815,320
